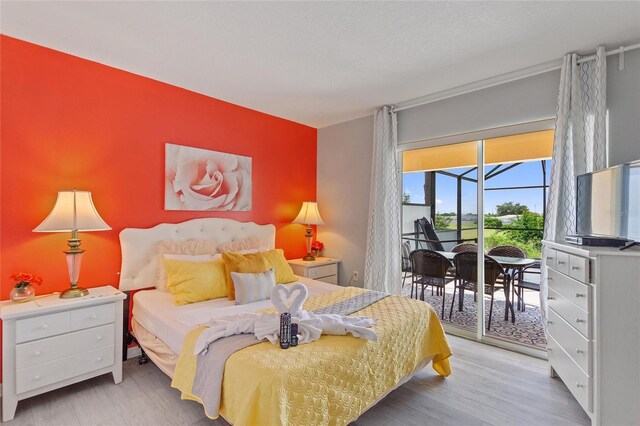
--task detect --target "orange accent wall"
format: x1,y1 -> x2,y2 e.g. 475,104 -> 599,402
0,35 -> 317,300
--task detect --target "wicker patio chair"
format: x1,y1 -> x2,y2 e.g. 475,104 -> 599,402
409,249 -> 453,319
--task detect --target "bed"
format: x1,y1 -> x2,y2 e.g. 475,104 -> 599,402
119,218 -> 451,425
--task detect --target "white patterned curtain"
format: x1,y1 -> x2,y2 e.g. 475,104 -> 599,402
364,106 -> 402,294
541,47 -> 607,319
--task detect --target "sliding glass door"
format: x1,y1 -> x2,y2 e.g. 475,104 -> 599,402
401,130 -> 552,354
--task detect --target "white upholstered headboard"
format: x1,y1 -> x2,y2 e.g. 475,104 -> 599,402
118,218 -> 276,291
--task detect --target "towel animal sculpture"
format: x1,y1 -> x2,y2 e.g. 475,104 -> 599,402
194,283 -> 377,354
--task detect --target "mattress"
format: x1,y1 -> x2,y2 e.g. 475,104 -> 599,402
132,276 -> 338,354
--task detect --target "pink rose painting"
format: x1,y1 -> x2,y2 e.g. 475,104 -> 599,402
165,143 -> 252,211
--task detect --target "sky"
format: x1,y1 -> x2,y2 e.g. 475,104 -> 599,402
402,160 -> 550,215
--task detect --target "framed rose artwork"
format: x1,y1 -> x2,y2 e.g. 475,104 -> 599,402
165,143 -> 252,211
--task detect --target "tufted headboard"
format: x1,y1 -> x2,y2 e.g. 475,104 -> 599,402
118,218 -> 276,291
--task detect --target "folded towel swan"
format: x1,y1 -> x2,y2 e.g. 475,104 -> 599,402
194,283 -> 378,354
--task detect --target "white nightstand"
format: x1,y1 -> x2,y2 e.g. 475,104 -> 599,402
287,257 -> 341,284
0,286 -> 127,422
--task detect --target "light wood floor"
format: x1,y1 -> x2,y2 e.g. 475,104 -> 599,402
5,335 -> 590,426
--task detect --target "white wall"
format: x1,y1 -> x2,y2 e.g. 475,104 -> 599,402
317,47 -> 640,287
607,48 -> 640,166
317,115 -> 373,287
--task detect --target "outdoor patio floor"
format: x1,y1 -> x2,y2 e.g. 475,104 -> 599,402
402,281 -> 547,350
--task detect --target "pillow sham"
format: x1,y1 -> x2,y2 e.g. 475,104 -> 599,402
217,236 -> 261,253
256,249 -> 297,284
155,239 -> 218,291
163,258 -> 227,305
231,268 -> 276,305
222,252 -> 270,300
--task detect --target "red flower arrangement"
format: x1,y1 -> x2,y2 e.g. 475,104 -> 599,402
10,273 -> 43,289
311,241 -> 324,252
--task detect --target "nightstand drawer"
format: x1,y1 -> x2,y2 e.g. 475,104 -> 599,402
16,358 -> 68,394
69,324 -> 115,351
16,333 -> 70,369
317,275 -> 338,285
308,264 -> 337,280
69,303 -> 115,331
16,311 -> 70,343
68,345 -> 114,377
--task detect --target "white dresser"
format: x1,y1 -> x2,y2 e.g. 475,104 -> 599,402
543,240 -> 640,426
287,257 -> 341,284
0,286 -> 126,422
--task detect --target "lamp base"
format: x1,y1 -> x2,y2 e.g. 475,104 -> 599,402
303,253 -> 316,261
59,286 -> 89,299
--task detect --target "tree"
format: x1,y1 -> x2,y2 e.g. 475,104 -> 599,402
434,214 -> 453,230
496,202 -> 529,216
484,215 -> 503,229
503,211 -> 544,245
402,192 -> 411,204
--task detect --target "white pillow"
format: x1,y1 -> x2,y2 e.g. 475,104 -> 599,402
231,268 -> 276,305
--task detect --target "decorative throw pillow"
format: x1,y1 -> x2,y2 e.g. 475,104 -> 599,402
231,269 -> 276,305
163,258 -> 228,305
155,239 -> 218,291
255,249 -> 297,284
222,252 -> 270,300
217,236 -> 261,253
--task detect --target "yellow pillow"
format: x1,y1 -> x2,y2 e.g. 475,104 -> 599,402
257,249 -> 297,284
222,252 -> 270,300
163,258 -> 228,305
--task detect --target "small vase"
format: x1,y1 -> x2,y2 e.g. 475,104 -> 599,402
311,249 -> 320,258
10,284 -> 35,303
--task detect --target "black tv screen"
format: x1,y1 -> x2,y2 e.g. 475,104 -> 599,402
576,160 -> 640,241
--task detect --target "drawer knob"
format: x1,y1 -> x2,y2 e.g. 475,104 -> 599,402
97,356 -> 103,362
41,323 -> 48,329
575,293 -> 586,298
576,383 -> 584,389
576,318 -> 586,324
576,348 -> 585,354
33,351 -> 41,356
34,375 -> 41,381
547,296 -> 554,301
547,277 -> 554,281
547,321 -> 554,325
546,256 -> 554,260
558,261 -> 566,265
571,266 -> 580,270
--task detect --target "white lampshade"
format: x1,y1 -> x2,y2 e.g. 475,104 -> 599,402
292,201 -> 324,226
33,190 -> 111,232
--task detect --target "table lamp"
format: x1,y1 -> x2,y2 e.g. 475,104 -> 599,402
292,201 -> 324,261
33,190 -> 111,298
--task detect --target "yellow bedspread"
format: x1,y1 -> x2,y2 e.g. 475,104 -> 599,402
172,287 -> 451,426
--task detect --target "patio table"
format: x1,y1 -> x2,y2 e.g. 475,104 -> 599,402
437,251 -> 536,322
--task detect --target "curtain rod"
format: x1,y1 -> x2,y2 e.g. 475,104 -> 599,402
395,42 -> 640,112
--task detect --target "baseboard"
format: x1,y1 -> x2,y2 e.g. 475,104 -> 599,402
127,345 -> 142,360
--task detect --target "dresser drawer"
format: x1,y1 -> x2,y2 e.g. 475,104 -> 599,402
548,308 -> 591,375
68,345 -> 114,377
69,324 -> 115,351
548,334 -> 592,414
548,288 -> 591,338
69,303 -> 115,331
569,254 -> 589,283
555,251 -> 570,275
15,311 -> 70,344
16,357 -> 68,394
15,333 -> 70,369
545,248 -> 557,269
547,268 -> 591,312
308,264 -> 337,280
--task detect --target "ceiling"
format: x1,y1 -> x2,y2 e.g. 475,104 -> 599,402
2,1 -> 639,128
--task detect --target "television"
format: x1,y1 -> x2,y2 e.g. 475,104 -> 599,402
576,160 -> 640,241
